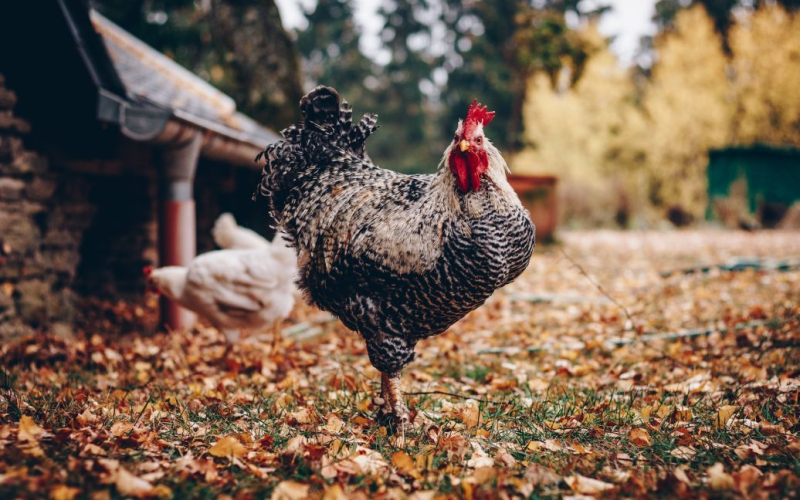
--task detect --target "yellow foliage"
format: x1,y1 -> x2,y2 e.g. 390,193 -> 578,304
514,24 -> 636,183
515,5 -> 800,224
513,24 -> 646,226
642,5 -> 732,215
729,5 -> 800,146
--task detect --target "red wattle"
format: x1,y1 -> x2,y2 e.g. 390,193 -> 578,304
449,148 -> 489,192
449,149 -> 469,192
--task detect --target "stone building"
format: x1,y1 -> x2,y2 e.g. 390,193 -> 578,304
0,0 -> 285,339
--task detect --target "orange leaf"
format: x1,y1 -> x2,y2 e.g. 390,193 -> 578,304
116,467 -> 154,498
323,484 -> 347,500
565,474 -> 615,494
707,463 -> 735,490
714,405 -> 738,429
629,428 -> 652,447
18,416 -> 44,442
391,451 -> 415,473
50,485 -> 80,500
271,481 -> 309,500
209,436 -> 247,459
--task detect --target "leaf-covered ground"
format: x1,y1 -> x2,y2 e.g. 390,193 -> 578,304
1,230 -> 799,499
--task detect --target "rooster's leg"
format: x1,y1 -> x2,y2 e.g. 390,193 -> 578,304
271,320 -> 283,351
378,372 -> 409,424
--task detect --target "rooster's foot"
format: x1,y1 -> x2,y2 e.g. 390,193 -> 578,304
376,372 -> 413,432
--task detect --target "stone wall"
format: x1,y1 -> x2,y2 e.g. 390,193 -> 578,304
0,75 -> 97,338
0,75 -> 162,339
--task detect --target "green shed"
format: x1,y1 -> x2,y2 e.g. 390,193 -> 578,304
707,146 -> 800,225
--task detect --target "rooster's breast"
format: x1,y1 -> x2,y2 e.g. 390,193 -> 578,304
302,203 -> 534,343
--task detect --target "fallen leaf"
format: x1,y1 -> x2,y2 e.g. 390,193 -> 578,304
707,463 -> 734,490
524,464 -> 560,487
629,428 -> 652,447
542,439 -> 562,452
670,446 -> 696,460
525,441 -> 543,452
284,435 -> 308,455
324,414 -> 345,434
110,421 -> 134,436
208,436 -> 247,458
466,441 -> 494,468
18,416 -> 44,442
457,405 -> 481,429
565,474 -> 615,494
391,451 -> 415,474
673,467 -> 692,486
76,407 -> 98,426
733,464 -> 762,496
350,447 -> 388,474
290,408 -> 312,424
49,485 -> 80,500
116,467 -> 153,498
274,393 -> 293,410
673,406 -> 692,422
495,446 -> 517,468
271,481 -> 309,500
472,466 -> 496,485
714,405 -> 739,429
323,484 -> 347,500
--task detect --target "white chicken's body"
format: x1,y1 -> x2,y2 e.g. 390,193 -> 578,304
148,214 -> 297,343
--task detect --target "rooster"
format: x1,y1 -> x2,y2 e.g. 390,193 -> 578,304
145,218 -> 296,347
255,86 -> 535,423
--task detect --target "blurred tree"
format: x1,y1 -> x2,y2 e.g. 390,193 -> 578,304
369,0 -> 444,172
729,5 -> 800,146
93,0 -> 302,130
296,0 -> 376,107
641,6 -> 732,215
513,25 -> 647,227
652,0 -> 799,51
518,2 -> 800,227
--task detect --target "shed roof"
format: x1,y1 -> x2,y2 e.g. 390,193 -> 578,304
89,10 -> 279,148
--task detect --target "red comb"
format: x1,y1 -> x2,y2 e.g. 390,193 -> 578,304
465,99 -> 495,126
143,266 -> 153,277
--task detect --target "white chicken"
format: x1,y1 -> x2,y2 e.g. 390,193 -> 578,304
145,214 -> 297,347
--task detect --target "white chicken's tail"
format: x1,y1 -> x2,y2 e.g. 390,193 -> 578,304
212,213 -> 269,250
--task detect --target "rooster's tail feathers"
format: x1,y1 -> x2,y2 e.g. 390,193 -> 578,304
294,85 -> 378,158
300,86 -> 341,130
253,85 -> 377,215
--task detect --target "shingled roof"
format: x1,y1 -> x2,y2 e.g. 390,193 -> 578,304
90,10 -> 279,148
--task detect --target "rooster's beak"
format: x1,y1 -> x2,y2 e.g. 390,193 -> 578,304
459,139 -> 470,152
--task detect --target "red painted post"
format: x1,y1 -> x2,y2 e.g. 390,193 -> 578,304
157,130 -> 201,331
159,199 -> 197,330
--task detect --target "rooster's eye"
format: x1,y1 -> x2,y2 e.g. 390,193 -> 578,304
475,136 -> 483,145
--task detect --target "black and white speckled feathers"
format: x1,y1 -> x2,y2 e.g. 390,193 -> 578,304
255,86 -> 535,375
